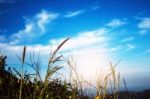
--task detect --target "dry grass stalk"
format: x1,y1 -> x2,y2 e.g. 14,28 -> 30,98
19,46 -> 26,99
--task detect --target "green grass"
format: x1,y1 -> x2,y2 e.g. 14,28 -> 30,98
0,38 -> 128,99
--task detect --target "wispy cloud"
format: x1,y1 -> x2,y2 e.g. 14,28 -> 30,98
10,10 -> 59,44
36,10 -> 58,31
64,10 -> 85,18
91,6 -> 100,10
49,28 -> 111,80
122,36 -> 134,42
109,45 -> 122,52
126,43 -> 136,50
0,27 -> 110,56
138,18 -> 150,29
49,28 -> 108,51
138,17 -> 150,35
107,19 -> 127,27
139,30 -> 148,35
0,27 -> 112,81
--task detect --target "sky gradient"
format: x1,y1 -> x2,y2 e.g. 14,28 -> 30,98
0,0 -> 150,90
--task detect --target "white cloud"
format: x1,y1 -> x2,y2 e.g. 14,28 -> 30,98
70,47 -> 111,81
138,18 -> 150,29
122,36 -> 134,42
0,43 -> 51,57
126,44 -> 136,50
138,18 -> 150,35
91,6 -> 100,10
1,27 -> 113,81
64,10 -> 84,18
0,24 -> 144,83
109,45 -> 122,52
107,19 -> 127,27
48,28 -> 113,81
36,10 -> 58,32
49,28 -> 108,51
10,10 -> 59,44
0,27 -> 109,56
139,30 -> 148,35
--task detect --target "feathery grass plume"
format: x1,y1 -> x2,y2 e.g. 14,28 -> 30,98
39,38 -> 69,99
19,46 -> 26,99
94,60 -> 123,99
95,69 -> 111,99
110,61 -> 117,99
109,61 -> 122,99
22,46 -> 26,64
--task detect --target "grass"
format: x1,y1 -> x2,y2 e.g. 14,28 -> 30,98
0,38 -> 129,99
19,46 -> 26,99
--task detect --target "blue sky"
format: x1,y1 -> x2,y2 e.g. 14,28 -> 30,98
0,0 -> 150,90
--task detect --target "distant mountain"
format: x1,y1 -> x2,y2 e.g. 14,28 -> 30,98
116,89 -> 150,99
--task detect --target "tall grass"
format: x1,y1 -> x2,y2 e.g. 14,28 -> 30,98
39,38 -> 69,99
19,46 -> 26,99
0,38 -> 128,99
94,61 -> 122,99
